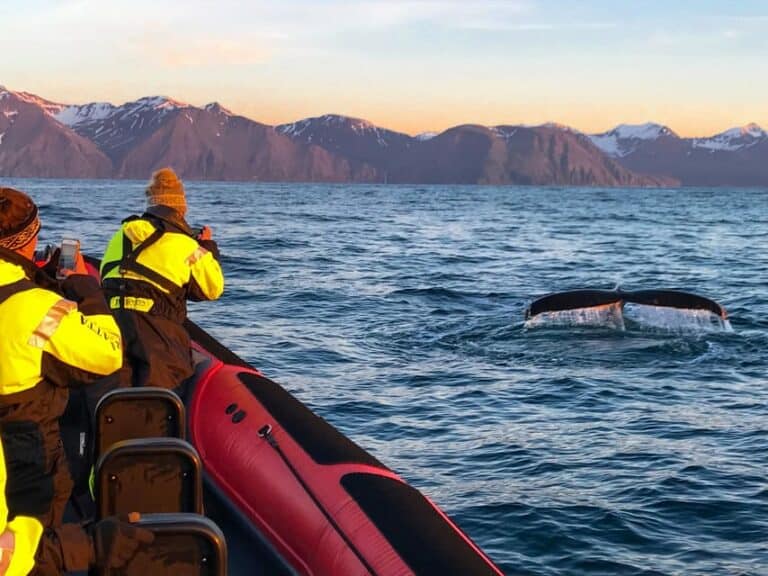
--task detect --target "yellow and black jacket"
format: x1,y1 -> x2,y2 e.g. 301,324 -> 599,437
100,206 -> 223,389
2,431 -> 102,576
100,205 -> 223,322
0,247 -> 122,524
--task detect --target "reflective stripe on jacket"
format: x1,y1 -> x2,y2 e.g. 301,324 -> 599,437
0,437 -> 43,576
0,259 -> 122,396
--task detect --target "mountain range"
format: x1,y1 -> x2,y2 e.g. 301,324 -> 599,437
589,122 -> 768,187
1,85 -> 766,187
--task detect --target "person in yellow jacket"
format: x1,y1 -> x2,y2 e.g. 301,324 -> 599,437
0,433 -> 43,575
0,434 -> 154,575
101,168 -> 224,390
0,188 -> 123,551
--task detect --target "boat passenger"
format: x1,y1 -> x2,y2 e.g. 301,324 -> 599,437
0,430 -> 42,575
0,434 -> 153,575
100,168 -> 224,390
0,188 -> 123,534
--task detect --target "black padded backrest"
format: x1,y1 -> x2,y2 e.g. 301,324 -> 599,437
95,438 -> 203,517
95,513 -> 227,576
95,388 -> 185,459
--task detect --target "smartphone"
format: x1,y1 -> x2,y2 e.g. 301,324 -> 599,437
56,238 -> 80,279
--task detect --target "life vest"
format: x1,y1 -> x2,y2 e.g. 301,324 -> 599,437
101,208 -> 223,322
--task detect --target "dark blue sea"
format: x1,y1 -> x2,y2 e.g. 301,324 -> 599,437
7,179 -> 768,576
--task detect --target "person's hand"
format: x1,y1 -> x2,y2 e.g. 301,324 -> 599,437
197,226 -> 212,241
91,513 -> 155,569
61,251 -> 89,277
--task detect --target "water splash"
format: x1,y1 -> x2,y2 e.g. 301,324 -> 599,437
623,303 -> 733,333
525,302 -> 732,333
525,302 -> 625,330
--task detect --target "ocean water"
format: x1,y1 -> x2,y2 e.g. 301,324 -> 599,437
7,179 -> 767,576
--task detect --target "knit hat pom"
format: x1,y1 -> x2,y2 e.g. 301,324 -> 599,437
146,167 -> 187,215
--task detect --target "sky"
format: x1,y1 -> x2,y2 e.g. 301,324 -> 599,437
1,0 -> 767,136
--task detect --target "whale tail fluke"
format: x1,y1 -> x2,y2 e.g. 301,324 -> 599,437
525,289 -> 727,321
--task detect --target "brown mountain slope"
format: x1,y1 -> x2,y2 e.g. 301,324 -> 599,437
0,88 -> 111,178
112,105 -> 378,182
589,123 -> 768,186
277,114 -> 414,176
617,137 -> 768,187
388,125 -> 676,186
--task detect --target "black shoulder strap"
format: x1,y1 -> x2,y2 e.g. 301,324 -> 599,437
0,279 -> 37,306
101,219 -> 178,293
100,215 -> 142,279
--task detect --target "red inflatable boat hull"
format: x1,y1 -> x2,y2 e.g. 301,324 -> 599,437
187,334 -> 503,576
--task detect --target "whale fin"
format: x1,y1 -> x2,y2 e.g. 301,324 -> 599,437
623,290 -> 727,319
525,290 -> 622,320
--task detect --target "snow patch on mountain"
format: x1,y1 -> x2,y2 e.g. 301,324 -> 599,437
104,96 -> 189,124
204,102 -> 232,115
589,123 -> 675,157
133,96 -> 188,111
538,122 -> 575,132
107,97 -> 182,122
415,132 -> 437,141
277,114 -> 399,147
279,114 -> 375,137
692,123 -> 767,152
491,126 -> 519,139
55,96 -> 193,159
55,102 -> 116,127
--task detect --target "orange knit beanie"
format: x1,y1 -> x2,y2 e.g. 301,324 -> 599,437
146,167 -> 187,216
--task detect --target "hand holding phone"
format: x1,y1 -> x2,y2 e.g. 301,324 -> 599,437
34,244 -> 55,268
56,238 -> 85,279
196,226 -> 212,241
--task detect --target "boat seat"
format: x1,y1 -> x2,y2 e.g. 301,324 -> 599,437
95,387 -> 185,459
93,513 -> 227,576
95,438 -> 203,517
